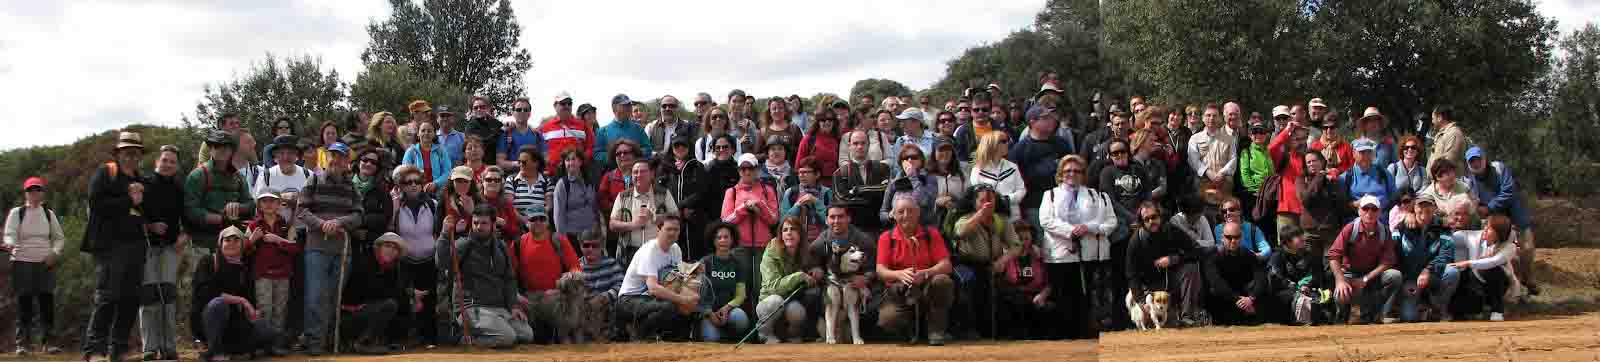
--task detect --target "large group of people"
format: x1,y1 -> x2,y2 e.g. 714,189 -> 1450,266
1,74 -> 1541,361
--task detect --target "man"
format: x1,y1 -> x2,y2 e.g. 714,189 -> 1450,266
436,105 -> 467,166
197,113 -> 259,172
339,233 -> 407,355
842,108 -> 893,164
1187,103 -> 1238,205
141,145 -> 189,361
875,195 -> 956,346
1389,195 -> 1461,322
1463,147 -> 1537,295
438,206 -> 534,347
610,161 -> 680,261
183,131 -> 256,304
1081,105 -> 1129,163
1223,102 -> 1245,134
294,142 -> 363,355
806,205 -> 878,303
693,92 -> 718,119
253,135 -> 310,198
539,92 -> 596,176
883,96 -> 906,117
83,131 -> 156,362
889,108 -> 934,175
615,215 -> 698,341
1009,106 -> 1075,235
594,94 -> 652,170
1326,195 -> 1402,325
833,130 -> 894,234
462,96 -> 506,166
646,95 -> 699,164
917,94 -> 939,127
1126,201 -> 1206,327
856,94 -> 878,122
953,94 -> 1000,163
1341,139 -> 1395,215
510,212 -> 581,343
1203,221 -> 1271,326
1306,98 -> 1329,143
1267,226 -> 1328,326
399,100 -> 432,149
497,97 -> 544,171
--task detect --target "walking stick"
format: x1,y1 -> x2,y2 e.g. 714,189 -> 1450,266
333,231 -> 351,354
733,286 -> 803,350
446,215 -> 473,348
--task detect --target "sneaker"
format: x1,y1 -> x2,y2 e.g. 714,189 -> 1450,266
44,345 -> 62,354
1489,312 -> 1505,321
14,346 -> 27,356
928,332 -> 947,346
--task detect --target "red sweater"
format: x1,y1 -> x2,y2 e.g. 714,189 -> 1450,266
248,217 -> 300,280
512,233 -> 581,292
598,169 -> 628,217
876,225 -> 950,287
795,132 -> 841,178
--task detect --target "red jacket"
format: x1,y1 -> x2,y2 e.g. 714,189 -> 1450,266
539,116 -> 594,176
512,233 -> 581,292
1310,138 -> 1355,176
597,169 -> 628,217
248,217 -> 300,280
795,132 -> 841,178
1269,128 -> 1307,215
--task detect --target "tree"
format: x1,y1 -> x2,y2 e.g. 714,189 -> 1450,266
349,63 -> 472,116
1101,0 -> 1310,112
849,79 -> 913,105
362,0 -> 533,112
188,53 -> 345,142
1534,23 -> 1600,195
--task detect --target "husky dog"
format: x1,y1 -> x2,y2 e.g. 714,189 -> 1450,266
824,244 -> 868,345
1127,290 -> 1171,331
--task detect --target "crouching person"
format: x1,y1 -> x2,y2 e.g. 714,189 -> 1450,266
756,216 -> 818,344
1450,214 -> 1517,321
699,223 -> 751,342
191,227 -> 281,362
1202,222 -> 1273,326
876,195 -> 956,346
996,222 -> 1054,340
437,205 -> 534,348
614,215 -> 699,341
577,230 -> 624,343
1267,226 -> 1330,326
1387,195 -> 1460,322
1327,196 -> 1402,325
339,233 -> 409,354
509,212 -> 582,344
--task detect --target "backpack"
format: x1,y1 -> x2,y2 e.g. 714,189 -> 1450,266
1251,150 -> 1291,221
17,206 -> 56,227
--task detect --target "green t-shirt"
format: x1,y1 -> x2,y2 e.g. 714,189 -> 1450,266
699,254 -> 746,307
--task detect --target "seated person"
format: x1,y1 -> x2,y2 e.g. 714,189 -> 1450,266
1327,195 -> 1402,325
1387,195 -> 1460,322
1126,201 -> 1205,327
436,205 -> 533,348
1202,222 -> 1271,326
1267,226 -> 1330,326
510,212 -> 582,343
756,216 -> 821,344
1449,214 -> 1517,322
190,227 -> 281,362
339,233 -> 408,355
578,230 -> 624,309
950,184 -> 1022,338
875,195 -> 956,346
614,215 -> 698,341
697,223 -> 751,342
996,222 -> 1054,339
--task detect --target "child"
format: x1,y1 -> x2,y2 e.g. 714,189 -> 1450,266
247,191 -> 299,356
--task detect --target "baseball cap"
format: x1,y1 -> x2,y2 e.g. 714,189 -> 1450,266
374,232 -> 408,253
325,142 -> 350,155
1352,138 -> 1377,153
895,108 -> 924,121
256,191 -> 281,201
1415,193 -> 1438,206
1272,105 -> 1291,119
1026,105 -> 1057,120
831,99 -> 849,108
552,91 -> 573,104
1357,195 -> 1381,209
219,226 -> 245,240
22,177 -> 45,191
1466,146 -> 1484,161
436,105 -> 455,116
1308,98 -> 1328,109
1036,82 -> 1063,96
449,166 -> 474,181
737,153 -> 760,168
611,94 -> 634,106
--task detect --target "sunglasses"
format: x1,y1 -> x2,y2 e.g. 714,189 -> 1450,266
973,107 -> 990,113
1223,234 -> 1243,240
1063,168 -> 1083,174
616,150 -> 636,157
1403,145 -> 1420,151
581,243 -> 600,249
360,158 -> 380,164
403,179 -> 424,185
474,104 -> 492,110
1249,128 -> 1270,134
1110,149 -> 1129,156
662,104 -> 679,109
512,107 -> 531,112
714,144 -> 732,150
1223,207 -> 1241,213
713,115 -> 728,120
556,101 -> 573,107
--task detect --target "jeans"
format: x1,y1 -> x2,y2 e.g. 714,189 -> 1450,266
302,250 -> 344,347
140,245 -> 181,354
1386,266 -> 1462,322
201,298 -> 280,355
756,294 -> 808,342
463,306 -> 533,348
1336,269 -> 1402,323
698,307 -> 750,342
85,246 -> 145,357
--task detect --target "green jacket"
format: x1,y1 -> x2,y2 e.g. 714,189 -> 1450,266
759,240 -> 812,300
183,160 -> 255,248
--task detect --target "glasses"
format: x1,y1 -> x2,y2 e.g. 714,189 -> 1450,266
973,107 -> 990,113
474,104 -> 492,110
25,188 -> 44,193
713,114 -> 728,120
900,154 -> 924,162
616,150 -> 636,157
512,107 -> 530,112
694,101 -> 709,107
1223,207 -> 1241,213
662,104 -> 679,109
1223,234 -> 1242,240
1110,149 -> 1129,156
403,179 -> 424,185
1403,145 -> 1420,151
1142,215 -> 1163,222
581,243 -> 600,249
360,158 -> 380,164
1249,128 -> 1269,134
1063,168 -> 1083,174
714,144 -> 732,150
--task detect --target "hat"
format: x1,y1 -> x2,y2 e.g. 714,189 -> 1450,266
449,165 -> 474,181
611,94 -> 634,106
436,105 -> 455,116
204,129 -> 237,147
1107,104 -> 1128,117
271,135 -> 302,152
526,210 -> 549,221
736,153 -> 760,168
1415,193 -> 1438,206
576,103 -> 597,116
895,108 -> 924,121
1036,82 -> 1063,97
1359,106 -> 1385,123
256,191 -> 281,201
326,142 -> 350,155
552,91 -> 573,104
1308,98 -> 1328,109
219,226 -> 245,241
1026,105 -> 1057,121
1357,195 -> 1382,209
408,100 -> 432,113
22,177 -> 45,191
1272,105 -> 1291,118
1466,146 -> 1484,161
116,132 -> 146,150
987,83 -> 1002,91
392,164 -> 423,181
1352,138 -> 1377,152
374,232 -> 408,253
1248,122 -> 1269,133
727,89 -> 747,100
831,99 -> 850,108
669,135 -> 692,148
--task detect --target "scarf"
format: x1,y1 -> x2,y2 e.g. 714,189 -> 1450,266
352,174 -> 376,195
225,254 -> 244,265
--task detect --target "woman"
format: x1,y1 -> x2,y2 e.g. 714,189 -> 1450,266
660,139 -> 711,260
1130,130 -> 1169,203
4,177 -> 64,355
191,227 -> 280,362
935,111 -> 959,139
760,142 -> 797,199
949,183 -> 1021,339
478,166 -> 522,239
1296,151 -> 1350,258
754,216 -> 818,344
461,136 -> 490,179
367,112 -> 405,164
312,121 -> 340,173
696,108 -> 742,164
968,132 -> 1024,223
879,144 -> 938,226
930,138 -> 969,211
261,118 -> 298,168
401,119 -> 451,194
1387,135 -> 1429,194
780,157 -> 832,240
721,153 -> 779,250
551,149 -> 601,235
353,149 -> 395,247
440,166 -> 483,241
705,134 -> 742,195
504,145 -> 551,222
597,139 -> 642,218
1419,161 -> 1477,221
696,223 -> 751,342
1450,215 -> 1516,321
794,107 -> 841,185
997,222 -> 1054,339
577,104 -> 601,138
757,98 -> 803,164
1171,196 -> 1217,249
1037,156 -> 1117,340
390,165 -> 441,347
730,105 -> 760,159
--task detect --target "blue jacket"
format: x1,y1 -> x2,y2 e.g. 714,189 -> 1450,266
1466,161 -> 1520,214
1391,222 -> 1454,279
780,185 -> 833,226
1340,163 -> 1395,210
1007,133 -> 1075,209
402,144 -> 453,189
437,130 -> 467,166
1213,221 -> 1272,261
595,119 -> 652,166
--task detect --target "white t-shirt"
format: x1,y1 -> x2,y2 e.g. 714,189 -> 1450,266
254,165 -> 312,219
618,239 -> 684,297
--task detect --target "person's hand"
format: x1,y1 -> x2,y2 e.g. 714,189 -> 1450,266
1335,280 -> 1353,302
43,252 -> 57,269
224,202 -> 243,221
495,217 -> 506,227
248,306 -> 261,321
1326,170 -> 1339,181
459,196 -> 476,214
518,294 -> 531,307
1071,224 -> 1090,238
152,222 -> 170,235
1238,296 -> 1256,314
797,193 -> 816,206
1155,256 -> 1172,269
321,220 -> 342,235
936,194 -> 954,208
808,269 -> 825,283
744,199 -> 760,212
637,207 -> 655,227
1405,211 -> 1425,229
1350,276 -> 1367,291
803,272 -> 818,287
1417,272 -> 1432,292
1210,173 -> 1226,184
1032,292 -> 1049,307
423,182 -> 438,194
545,289 -> 559,299
0,244 -> 11,253
850,275 -> 869,290
511,308 -> 528,321
250,227 -> 265,243
176,233 -> 190,251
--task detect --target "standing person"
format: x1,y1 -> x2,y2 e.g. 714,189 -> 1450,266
758,98 -> 804,164
1388,195 -> 1460,322
597,140 -> 642,235
191,227 -> 282,362
950,184 -> 1022,338
889,109 -> 935,176
695,108 -> 741,164
1010,106 -> 1075,231
354,148 -> 397,246
1388,135 -> 1430,196
367,112 -> 406,165
551,150 -> 601,236
611,160 -> 680,263
1449,215 -> 1516,321
879,145 -> 938,226
312,121 -> 341,174
260,117 -> 299,168
875,195 -> 956,346
731,94 -> 761,158
253,136 -> 312,199
1341,139 -> 1396,218
646,96 -> 699,164
1100,139 -> 1154,212
399,101 -> 430,152
185,130 -> 257,278
440,166 -> 484,243
504,146 -> 551,222
704,134 -> 742,195
83,131 -> 157,362
498,97 -> 545,171
1327,196 -> 1402,325
294,142 -> 364,356
1237,120 -> 1276,224
141,145 -> 188,361
539,92 -> 595,176
1419,161 -> 1477,221
477,166 -> 523,239
1427,106 -> 1469,175
1299,151 -> 1352,261
842,109 -> 893,164
1038,156 -> 1118,337
4,177 -> 66,356
403,119 -> 452,194
834,130 -> 893,234
595,94 -> 651,169
614,215 -> 697,341
246,192 -> 299,357
510,212 -> 581,344
435,105 -> 468,167
338,233 -> 408,355
463,96 -> 506,166
659,137 -> 710,260
1187,103 -> 1238,209
795,108 -> 842,185
760,142 -> 798,200
1269,119 -> 1312,245
929,138 -> 969,224
1354,107 -> 1397,169
781,158 -> 833,241
198,113 -> 259,172
755,217 -> 821,344
1127,201 -> 1207,328
1201,221 -> 1272,326
437,206 -> 534,347
970,132 -> 1024,223
722,154 -> 780,251
391,165 -> 442,348
1310,112 -> 1355,176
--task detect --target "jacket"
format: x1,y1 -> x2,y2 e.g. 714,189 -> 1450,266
247,217 -> 299,280
356,176 -> 394,245
1268,245 -> 1323,293
1008,133 -> 1074,209
1268,129 -> 1307,214
806,227 -> 877,276
1203,246 -> 1269,299
1296,174 -> 1349,229
1466,161 -> 1521,215
1393,222 -> 1454,280
794,132 -> 841,178
295,172 -> 364,254
551,177 -> 599,235
402,143 -> 453,190
878,174 -> 937,225
342,248 -> 409,307
183,160 -> 256,246
538,116 -> 594,176
189,252 -> 255,344
436,235 -> 520,310
970,160 -> 1025,222
758,239 -> 817,300
658,158 -> 711,215
144,172 -> 186,247
1038,184 -> 1118,264
721,182 -> 779,248
781,184 -> 833,228
1126,223 -> 1199,292
1213,221 -> 1272,261
4,205 -> 64,263
595,119 -> 653,167
646,119 -> 699,160
84,162 -> 149,253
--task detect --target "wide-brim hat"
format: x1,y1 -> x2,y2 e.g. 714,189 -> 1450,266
374,232 -> 409,253
116,132 -> 146,150
1359,106 -> 1385,124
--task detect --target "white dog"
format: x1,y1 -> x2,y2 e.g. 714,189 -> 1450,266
824,244 -> 867,345
1127,290 -> 1170,331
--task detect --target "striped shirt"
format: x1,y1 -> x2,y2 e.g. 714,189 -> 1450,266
581,256 -> 625,297
504,171 -> 551,221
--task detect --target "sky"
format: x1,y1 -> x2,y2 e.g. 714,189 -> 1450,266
0,0 -> 1595,150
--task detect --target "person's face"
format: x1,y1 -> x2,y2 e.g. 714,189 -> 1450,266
631,108 -> 646,121
798,166 -> 818,186
827,208 -> 850,234
769,101 -> 787,119
481,172 -> 503,194
1431,112 -> 1446,127
275,121 -> 293,137
1290,106 -> 1307,123
439,114 -> 456,129
258,197 -> 280,215
696,98 -> 713,113
976,190 -> 997,206
1225,108 -> 1241,129
528,216 -> 549,236
891,199 -> 920,228
738,165 -> 758,182
781,222 -> 801,247
581,239 -> 604,259
1449,207 -> 1472,229
401,173 -> 424,198
786,97 -> 801,110
1110,142 -> 1130,167
672,143 -> 690,159
935,147 -> 955,164
715,228 -> 735,252
1222,201 -> 1243,222
471,215 -> 494,238
1357,149 -> 1374,166
1306,155 -> 1324,173
513,101 -> 532,122
766,147 -> 786,163
631,162 -> 654,186
1359,204 -> 1380,224
658,220 -> 680,244
1435,169 -> 1457,185
1402,141 -> 1421,161
357,153 -> 380,176
900,151 -> 924,173
1111,115 -> 1130,134
376,243 -> 400,264
614,144 -> 636,166
465,140 -> 485,160
1309,106 -> 1326,121
714,139 -> 735,159
849,132 -> 868,158
418,123 -> 437,145
156,151 -> 180,176
660,100 -> 680,119
322,126 -> 339,144
210,145 -> 235,165
1221,224 -> 1243,253
1061,162 -> 1084,186
902,119 -> 922,134
221,236 -> 243,258
1141,209 -> 1163,231
552,99 -> 572,116
875,113 -> 893,130
816,113 -> 835,133
973,101 -> 992,121
329,152 -> 350,172
1417,202 -> 1438,220
992,109 -> 1008,123
919,96 -> 931,107
473,99 -> 493,115
1203,108 -> 1221,129
1469,158 -> 1488,174
222,117 -> 241,131
383,115 -> 398,135
710,111 -> 730,131
832,106 -> 849,120
275,148 -> 299,167
1274,115 -> 1291,128
938,116 -> 957,135
1249,127 -> 1270,145
452,179 -> 472,195
1167,112 -> 1182,128
564,154 -> 583,173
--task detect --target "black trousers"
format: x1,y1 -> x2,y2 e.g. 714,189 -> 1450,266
84,246 -> 146,356
341,299 -> 399,343
1046,262 -> 1095,340
954,263 -> 998,338
615,294 -> 687,340
1453,268 -> 1510,316
399,259 -> 439,344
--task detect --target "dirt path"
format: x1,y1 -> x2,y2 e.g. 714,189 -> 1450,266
1100,312 -> 1600,362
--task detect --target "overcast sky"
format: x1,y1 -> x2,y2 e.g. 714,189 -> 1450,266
1,0 -> 1595,150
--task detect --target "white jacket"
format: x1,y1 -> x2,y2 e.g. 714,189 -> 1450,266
971,160 -> 1026,223
1038,184 -> 1119,264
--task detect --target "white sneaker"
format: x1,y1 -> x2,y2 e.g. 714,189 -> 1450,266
1489,312 -> 1505,321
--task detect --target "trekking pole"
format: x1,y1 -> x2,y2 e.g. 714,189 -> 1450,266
733,286 -> 803,350
988,232 -> 997,342
333,231 -> 351,354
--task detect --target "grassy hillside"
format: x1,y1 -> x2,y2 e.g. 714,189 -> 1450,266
0,124 -> 201,217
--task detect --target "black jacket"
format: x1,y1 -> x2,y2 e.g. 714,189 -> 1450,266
342,249 -> 410,307
190,253 -> 256,346
84,162 -> 148,253
144,172 -> 186,247
659,159 -> 710,214
1126,223 -> 1199,293
1203,247 -> 1269,299
1268,247 -> 1324,293
357,177 -> 394,250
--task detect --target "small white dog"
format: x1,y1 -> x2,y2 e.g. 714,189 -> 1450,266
824,244 -> 867,345
1127,290 -> 1171,331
